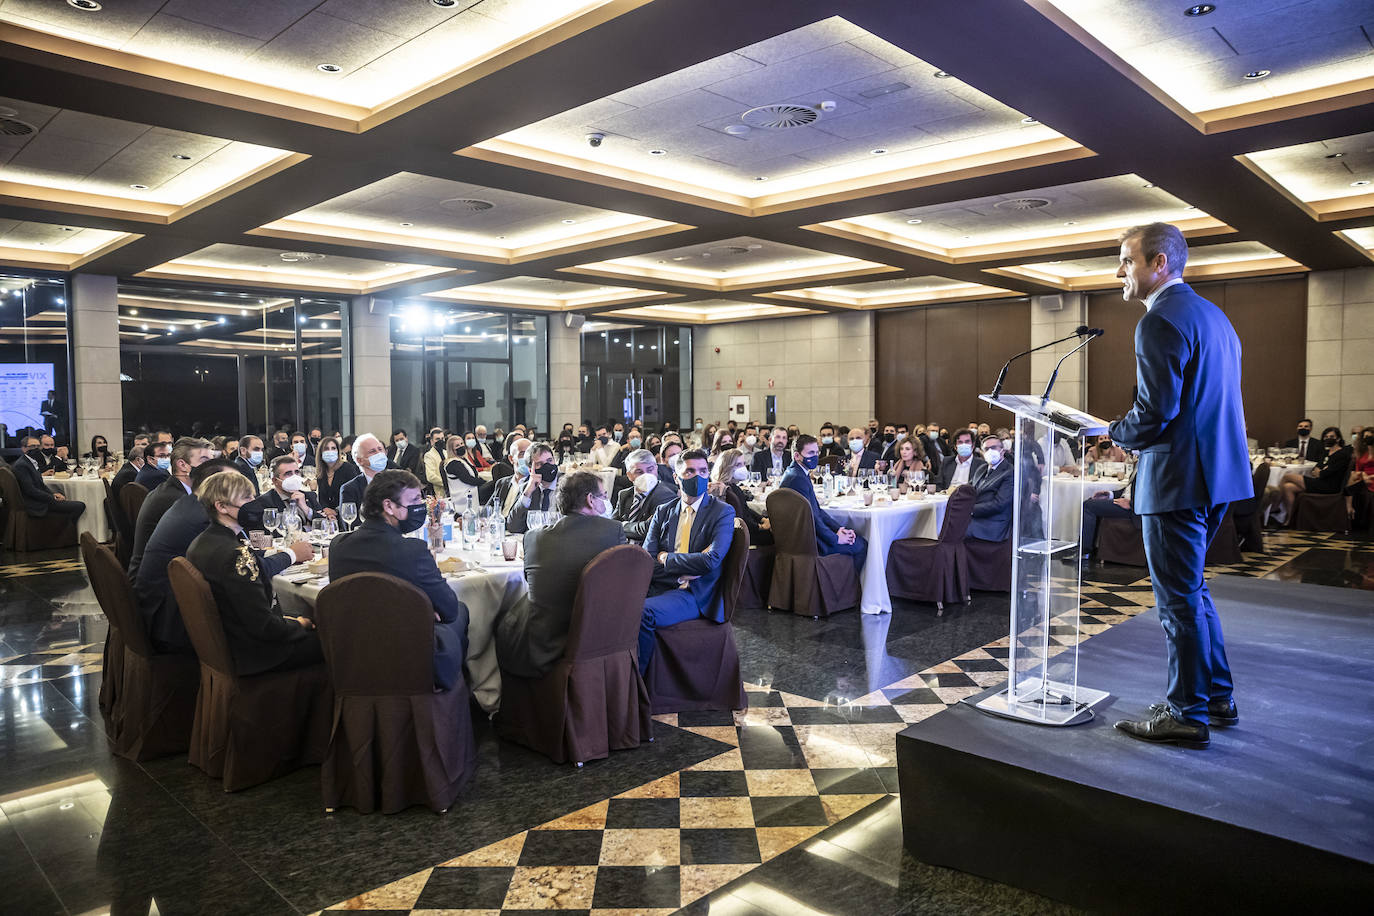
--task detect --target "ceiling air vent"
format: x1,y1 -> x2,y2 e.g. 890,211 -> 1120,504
994,197 -> 1052,210
709,246 -> 753,256
740,104 -> 820,130
279,251 -> 325,263
440,198 -> 495,212
0,117 -> 36,137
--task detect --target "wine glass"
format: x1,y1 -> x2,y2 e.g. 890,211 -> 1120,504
262,507 -> 281,542
284,508 -> 302,542
340,502 -> 357,530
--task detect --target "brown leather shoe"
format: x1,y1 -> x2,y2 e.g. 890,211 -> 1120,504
1116,706 -> 1210,749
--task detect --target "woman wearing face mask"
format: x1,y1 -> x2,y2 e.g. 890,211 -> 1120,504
314,435 -> 359,517
709,448 -> 771,545
443,434 -> 484,509
1271,426 -> 1351,525
710,428 -> 735,457
423,427 -> 450,499
84,434 -> 116,470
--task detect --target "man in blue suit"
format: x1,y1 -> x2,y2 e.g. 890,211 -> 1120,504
640,448 -> 736,674
1109,223 -> 1252,750
779,435 -> 867,570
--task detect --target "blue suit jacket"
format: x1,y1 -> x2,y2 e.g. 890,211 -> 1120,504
967,457 -> 1015,542
643,493 -> 736,624
1109,282 -> 1252,515
779,462 -> 845,554
134,464 -> 170,491
10,455 -> 58,516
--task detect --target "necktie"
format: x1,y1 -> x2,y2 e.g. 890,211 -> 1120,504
676,504 -> 695,554
630,492 -> 644,517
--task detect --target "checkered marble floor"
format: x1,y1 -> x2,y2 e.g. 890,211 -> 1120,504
0,556 -> 84,579
0,643 -> 105,687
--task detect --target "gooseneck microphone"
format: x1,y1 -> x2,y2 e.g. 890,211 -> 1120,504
1041,328 -> 1105,405
989,325 -> 1092,400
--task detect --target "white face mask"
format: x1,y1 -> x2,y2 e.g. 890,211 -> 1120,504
1002,438 -> 1014,451
849,439 -> 865,454
984,448 -> 1002,465
633,472 -> 657,493
731,466 -> 748,482
292,442 -> 307,455
281,474 -> 304,493
596,494 -> 614,517
745,435 -> 757,448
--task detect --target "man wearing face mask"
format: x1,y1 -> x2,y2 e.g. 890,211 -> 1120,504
938,429 -> 984,490
818,423 -> 845,461
111,445 -> 147,507
573,424 -> 594,454
337,433 -> 397,511
232,435 -> 265,495
611,427 -> 644,471
129,436 -> 214,579
264,429 -> 291,463
590,426 -> 619,466
611,422 -> 626,446
290,432 -> 313,467
843,424 -> 880,475
387,429 -> 421,474
614,449 -> 677,544
920,423 -> 947,465
1283,418 -> 1324,465
751,426 -> 791,478
237,454 -> 322,532
34,434 -> 70,475
504,443 -> 558,534
780,435 -> 867,569
966,435 -> 1016,543
329,470 -> 468,689
135,440 -> 173,490
496,471 -> 627,679
11,436 -> 87,528
639,449 -> 737,674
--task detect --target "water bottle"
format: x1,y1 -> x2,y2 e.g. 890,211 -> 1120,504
462,494 -> 479,550
440,499 -> 454,544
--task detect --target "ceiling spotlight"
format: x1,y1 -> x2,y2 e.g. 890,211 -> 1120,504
1326,152 -> 1345,159
1143,183 -> 1155,188
432,0 -> 458,6
141,323 -> 149,331
1353,180 -> 1371,187
399,221 -> 413,227
61,226 -> 74,231
1063,220 -> 1077,226
673,339 -> 679,344
1183,4 -> 1216,15
723,124 -> 751,136
904,218 -> 923,225
317,63 -> 342,73
299,315 -> 308,324
129,309 -> 138,316
464,325 -> 471,332
869,148 -> 888,155
172,153 -> 191,160
67,0 -> 101,9
218,316 -> 226,324
933,70 -> 951,79
561,219 -> 576,225
648,149 -> 667,156
129,183 -> 148,190
1243,69 -> 1271,80
1020,116 -> 1039,124
754,176 -> 768,182
241,309 -> 249,315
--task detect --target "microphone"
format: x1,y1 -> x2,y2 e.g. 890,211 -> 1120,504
990,325 -> 1092,400
1041,328 -> 1106,405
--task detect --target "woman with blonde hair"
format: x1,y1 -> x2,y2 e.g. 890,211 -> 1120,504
443,434 -> 484,508
708,447 -> 771,545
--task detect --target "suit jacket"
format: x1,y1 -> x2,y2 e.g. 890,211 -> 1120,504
315,461 -> 359,510
186,523 -> 311,676
779,462 -> 849,555
751,449 -> 790,478
387,442 -> 421,473
1283,436 -> 1326,465
938,454 -> 985,491
34,450 -> 70,474
920,434 -> 947,465
842,447 -> 880,473
642,493 -> 736,623
494,514 -> 627,679
128,477 -> 193,580
230,455 -> 261,494
614,477 -> 677,542
263,444 -> 290,463
11,454 -> 58,516
134,464 -> 170,490
503,476 -> 555,535
110,460 -> 139,503
336,470 -> 376,511
1109,282 -> 1252,514
237,488 -> 322,533
967,457 -> 1015,542
328,518 -> 467,688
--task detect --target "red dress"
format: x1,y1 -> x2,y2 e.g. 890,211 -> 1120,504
1356,452 -> 1374,492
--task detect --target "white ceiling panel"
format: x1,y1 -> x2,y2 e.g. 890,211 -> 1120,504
1244,130 -> 1374,203
160,0 -> 321,43
1012,241 -> 1290,280
0,0 -> 165,45
587,236 -> 870,280
168,243 -> 440,282
0,220 -> 130,255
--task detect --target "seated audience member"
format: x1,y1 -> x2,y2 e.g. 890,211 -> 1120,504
1080,473 -> 1137,560
110,446 -> 146,504
555,425 -> 577,462
610,421 -> 626,446
35,434 -> 71,475
751,426 -> 790,479
504,442 -> 558,534
571,423 -> 594,454
129,432 -> 151,453
329,470 -> 468,689
640,449 -> 737,673
238,454 -> 321,531
610,426 -> 645,471
875,423 -> 899,460
843,423 -> 880,475
1085,434 -> 1127,467
589,426 -> 619,466
1052,433 -> 1081,474
386,429 -> 421,474
421,427 -> 448,496
1347,429 -> 1374,524
710,447 -> 771,546
495,471 -> 626,678
1283,418 -> 1324,464
976,421 -> 992,440
465,430 -> 494,472
134,440 -> 172,489
314,436 -> 359,515
736,425 -> 758,460
84,435 -> 115,470
1270,426 -> 1351,524
968,435 -> 1015,542
290,431 -> 313,467
938,429 -> 984,490
263,429 -> 290,462
920,423 -> 947,465
338,433 -> 395,511
780,435 -> 866,568
889,435 -> 929,479
709,428 -> 736,458
10,436 -> 86,525
185,472 -> 322,675
443,435 -> 485,508
615,448 -> 677,543
489,434 -> 527,484
818,423 -> 845,461
232,435 -> 265,494
136,460 -> 301,653
658,438 -> 684,487
129,437 -> 214,579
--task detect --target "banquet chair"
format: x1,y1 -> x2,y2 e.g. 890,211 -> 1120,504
1235,462 -> 1270,553
646,519 -> 749,714
167,558 -> 333,791
1097,507 -> 1243,567
765,487 -> 860,617
498,544 -> 654,765
1291,491 -> 1350,535
886,485 -> 975,615
315,573 -> 477,814
118,482 -> 148,545
0,464 -> 79,551
79,533 -> 199,760
819,455 -> 844,474
720,484 -> 771,608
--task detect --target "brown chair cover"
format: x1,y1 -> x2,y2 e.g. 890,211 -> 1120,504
315,572 -> 477,814
167,557 -> 333,791
646,519 -> 749,714
1098,509 -> 1244,567
739,545 -> 773,608
765,487 -> 860,617
79,533 -> 199,760
0,465 -> 79,551
497,545 -> 654,764
119,482 -> 149,539
1236,463 -> 1269,553
887,485 -> 975,613
965,535 -> 1012,592
1292,490 -> 1350,534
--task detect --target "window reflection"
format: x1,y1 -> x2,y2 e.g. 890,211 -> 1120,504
580,320 -> 691,430
0,273 -> 69,449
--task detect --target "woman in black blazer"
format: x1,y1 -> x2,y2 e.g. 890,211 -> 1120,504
708,447 -> 772,546
314,436 -> 359,514
1272,426 -> 1351,522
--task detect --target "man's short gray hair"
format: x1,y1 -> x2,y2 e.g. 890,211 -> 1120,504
352,433 -> 382,465
626,448 -> 656,473
1121,222 -> 1188,276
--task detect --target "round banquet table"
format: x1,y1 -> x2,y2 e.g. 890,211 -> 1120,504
44,475 -> 111,542
1264,461 -> 1315,489
1047,475 -> 1128,543
752,490 -> 949,615
273,540 -> 526,715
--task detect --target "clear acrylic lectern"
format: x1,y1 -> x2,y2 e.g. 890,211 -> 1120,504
973,394 -> 1112,726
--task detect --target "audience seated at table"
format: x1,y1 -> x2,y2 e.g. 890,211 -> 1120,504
1269,426 -> 1351,524
338,433 -> 397,512
385,429 -> 422,474
442,435 -> 485,509
614,448 -> 677,544
888,435 -> 930,479
780,435 -> 866,569
750,427 -> 789,478
1284,418 -> 1325,464
504,443 -> 558,535
589,426 -> 619,466
314,437 -> 359,515
83,435 -> 116,471
1080,472 -> 1137,560
30,434 -> 71,475
185,472 -> 322,675
1348,430 -> 1374,526
232,436 -> 264,494
968,435 -> 1015,542
110,446 -> 146,505
938,429 -> 984,490
919,422 -> 948,466
421,427 -> 449,497
842,423 -> 881,475
817,423 -> 845,461
239,454 -> 322,532
135,440 -> 172,490
495,471 -> 626,678
329,469 -> 468,690
10,435 -> 87,525
1084,435 -> 1127,467
129,437 -> 214,580
710,448 -> 772,546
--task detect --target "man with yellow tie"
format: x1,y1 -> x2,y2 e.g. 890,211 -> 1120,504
639,448 -> 737,673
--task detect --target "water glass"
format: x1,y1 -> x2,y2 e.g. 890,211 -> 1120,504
502,536 -> 520,561
262,508 -> 281,540
340,502 -> 357,530
311,518 -> 326,541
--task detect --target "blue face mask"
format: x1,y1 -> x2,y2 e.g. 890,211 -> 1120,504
246,450 -> 263,467
368,452 -> 388,472
321,450 -> 338,464
956,443 -> 973,458
629,437 -> 641,448
802,454 -> 819,470
821,436 -> 834,445
516,458 -> 529,477
156,456 -> 171,471
680,475 -> 705,500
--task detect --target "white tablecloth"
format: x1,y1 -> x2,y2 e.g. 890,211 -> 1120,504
273,543 -> 527,714
45,476 -> 110,542
1048,476 -> 1127,543
1265,462 -> 1315,488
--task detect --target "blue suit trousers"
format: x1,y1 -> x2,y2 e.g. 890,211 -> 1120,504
1141,504 -> 1234,724
639,588 -> 702,674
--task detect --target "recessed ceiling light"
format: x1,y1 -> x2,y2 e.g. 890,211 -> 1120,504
561,219 -> 576,225
1020,116 -> 1039,124
399,221 -> 413,227
432,0 -> 458,6
172,153 -> 191,160
869,148 -> 888,155
1142,183 -> 1155,188
129,183 -> 148,190
129,309 -> 138,316
67,0 -> 101,9
1184,204 -> 1197,210
1353,180 -> 1371,187
723,124 -> 751,137
218,316 -> 227,324
1326,152 -> 1345,159
1243,69 -> 1271,80
1183,3 -> 1216,15
754,176 -> 768,181
859,81 -> 910,99
141,323 -> 148,331
648,148 -> 667,156
906,218 -> 923,224
241,309 -> 249,315
673,339 -> 679,344
1063,221 -> 1077,226
933,70 -> 952,79
317,63 -> 342,73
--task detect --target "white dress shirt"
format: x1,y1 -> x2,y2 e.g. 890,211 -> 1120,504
1144,276 -> 1184,311
950,457 -> 974,487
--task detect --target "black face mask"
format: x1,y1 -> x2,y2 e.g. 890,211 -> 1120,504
882,433 -> 895,444
397,502 -> 427,534
1363,436 -> 1374,446
1297,428 -> 1311,437
537,464 -> 557,484
1323,437 -> 1338,448
310,436 -> 321,444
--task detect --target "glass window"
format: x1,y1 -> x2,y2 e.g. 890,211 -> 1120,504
579,321 -> 691,432
301,298 -> 344,434
0,272 -> 69,450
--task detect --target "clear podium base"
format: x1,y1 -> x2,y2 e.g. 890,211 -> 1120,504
973,679 -> 1111,727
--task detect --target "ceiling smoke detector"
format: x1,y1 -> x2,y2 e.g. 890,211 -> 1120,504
740,104 -> 821,130
0,116 -> 36,137
994,197 -> 1053,211
440,198 -> 495,212
279,251 -> 325,263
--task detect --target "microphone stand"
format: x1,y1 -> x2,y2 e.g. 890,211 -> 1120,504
990,326 -> 1089,401
1040,330 -> 1103,406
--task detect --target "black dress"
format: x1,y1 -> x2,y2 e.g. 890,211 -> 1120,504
1307,446 -> 1351,495
316,461 -> 360,510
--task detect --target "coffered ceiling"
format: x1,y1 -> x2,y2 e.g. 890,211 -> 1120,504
1,0 -> 1371,327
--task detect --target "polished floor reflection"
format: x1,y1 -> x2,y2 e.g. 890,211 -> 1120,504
0,530 -> 1366,915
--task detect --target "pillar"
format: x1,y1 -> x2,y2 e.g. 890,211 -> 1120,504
347,295 -> 393,438
70,273 -> 123,450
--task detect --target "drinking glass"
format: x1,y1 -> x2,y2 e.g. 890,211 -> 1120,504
340,502 -> 357,530
262,508 -> 281,541
749,471 -> 761,487
311,518 -> 326,541
502,536 -> 519,561
284,509 -> 302,541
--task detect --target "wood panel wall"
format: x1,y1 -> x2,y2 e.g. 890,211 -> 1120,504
876,298 -> 1031,430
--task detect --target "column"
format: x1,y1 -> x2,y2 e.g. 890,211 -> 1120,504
70,273 -> 123,449
548,316 -> 581,428
347,295 -> 392,438
1029,292 -> 1088,410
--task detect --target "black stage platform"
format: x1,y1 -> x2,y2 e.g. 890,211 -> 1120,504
897,575 -> 1374,912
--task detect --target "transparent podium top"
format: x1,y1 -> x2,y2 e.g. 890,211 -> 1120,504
980,394 -> 1109,438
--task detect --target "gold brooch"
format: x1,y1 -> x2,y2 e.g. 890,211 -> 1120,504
234,545 -> 260,582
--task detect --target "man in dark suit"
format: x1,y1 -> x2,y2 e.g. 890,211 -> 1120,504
1283,418 -> 1325,465
779,435 -> 867,570
337,434 -> 395,514
841,424 -> 881,475
128,437 -> 213,580
10,436 -> 86,525
35,434 -> 71,474
39,389 -> 59,435
134,440 -> 172,490
238,454 -> 322,532
263,429 -> 291,464
920,423 -> 948,467
329,469 -> 468,690
614,449 -> 677,543
496,471 -> 626,678
110,446 -> 146,509
503,443 -> 558,535
1109,222 -> 1252,750
938,429 -> 984,490
639,449 -> 736,673
386,429 -> 421,474
967,436 -> 1015,543
232,436 -> 264,494
750,427 -> 790,479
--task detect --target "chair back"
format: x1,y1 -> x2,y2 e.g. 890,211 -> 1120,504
316,573 -> 435,696
79,532 -> 155,658
819,455 -> 844,474
766,487 -> 818,557
937,485 -> 977,543
167,557 -> 236,677
0,465 -> 19,542
564,545 -> 653,660
120,483 -> 148,532
1252,462 -> 1270,500
719,519 -> 750,623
